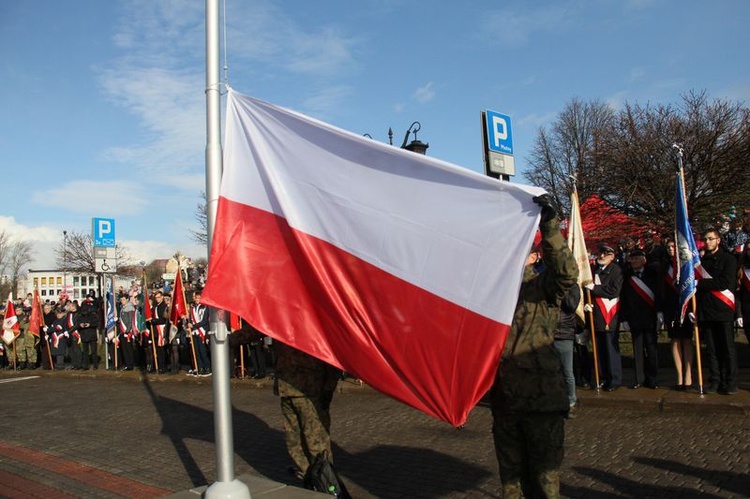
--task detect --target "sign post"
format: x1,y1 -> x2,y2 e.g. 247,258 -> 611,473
482,109 -> 515,181
92,218 -> 117,274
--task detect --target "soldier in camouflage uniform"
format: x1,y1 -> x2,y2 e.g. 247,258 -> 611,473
490,194 -> 579,499
274,340 -> 340,477
13,311 -> 38,370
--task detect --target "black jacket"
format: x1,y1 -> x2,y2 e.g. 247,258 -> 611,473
620,266 -> 660,330
554,285 -> 581,341
589,263 -> 623,331
697,248 -> 737,322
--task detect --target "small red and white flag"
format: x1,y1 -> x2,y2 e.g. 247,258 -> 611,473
2,293 -> 20,345
202,89 -> 545,426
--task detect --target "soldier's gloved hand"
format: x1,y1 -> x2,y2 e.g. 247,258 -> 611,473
657,312 -> 664,328
687,312 -> 697,324
735,317 -> 744,329
584,282 -> 595,290
620,321 -> 630,332
583,303 -> 594,313
532,194 -> 558,223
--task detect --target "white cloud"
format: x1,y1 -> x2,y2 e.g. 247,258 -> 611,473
119,238 -> 205,267
0,215 -> 205,272
0,216 -> 66,271
31,180 -> 150,216
479,4 -> 576,47
97,0 -> 361,188
302,85 -> 354,119
414,82 -> 436,104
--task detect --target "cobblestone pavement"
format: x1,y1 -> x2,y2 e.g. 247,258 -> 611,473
0,371 -> 748,498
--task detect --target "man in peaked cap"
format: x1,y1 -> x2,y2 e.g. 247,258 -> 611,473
584,243 -> 624,391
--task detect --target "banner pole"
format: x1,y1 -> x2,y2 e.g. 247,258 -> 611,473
690,297 -> 704,394
586,289 -> 601,391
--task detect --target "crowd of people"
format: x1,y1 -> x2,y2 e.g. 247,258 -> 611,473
1,210 -> 748,498
0,281 -> 271,381
565,218 -> 750,399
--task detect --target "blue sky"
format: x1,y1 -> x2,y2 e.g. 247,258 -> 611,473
1,0 -> 748,270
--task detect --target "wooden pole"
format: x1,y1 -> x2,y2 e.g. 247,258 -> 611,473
690,296 -> 704,394
187,321 -> 198,373
46,336 -> 55,371
150,324 -> 159,373
586,289 -> 601,391
239,343 -> 245,379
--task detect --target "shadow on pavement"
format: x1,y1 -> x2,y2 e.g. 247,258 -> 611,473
139,376 -> 492,495
633,457 -> 750,497
570,465 -> 726,498
335,443 -> 493,498
140,377 -> 214,487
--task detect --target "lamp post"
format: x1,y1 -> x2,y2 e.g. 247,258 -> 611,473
387,121 -> 430,155
62,230 -> 68,296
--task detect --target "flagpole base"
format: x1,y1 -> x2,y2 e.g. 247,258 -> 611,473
204,479 -> 251,499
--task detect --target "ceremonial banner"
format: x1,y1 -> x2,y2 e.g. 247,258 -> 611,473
568,189 -> 593,320
28,289 -> 43,338
2,294 -> 20,345
675,168 -> 701,322
140,276 -> 153,324
169,267 -> 188,326
202,89 -> 544,426
105,279 -> 116,335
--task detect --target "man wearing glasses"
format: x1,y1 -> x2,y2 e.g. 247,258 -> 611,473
696,229 -> 738,395
584,244 -> 624,391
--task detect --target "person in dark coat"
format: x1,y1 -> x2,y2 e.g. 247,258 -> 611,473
660,238 -> 694,390
585,243 -> 624,391
696,229 -> 738,394
78,294 -> 100,370
66,301 -> 83,370
39,303 -> 57,370
620,248 -> 661,389
736,244 -> 750,345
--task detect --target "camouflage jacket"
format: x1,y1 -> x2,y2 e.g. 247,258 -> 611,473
491,216 -> 579,414
274,341 -> 340,398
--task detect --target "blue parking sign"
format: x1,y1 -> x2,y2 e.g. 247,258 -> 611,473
485,110 -> 514,155
92,218 -> 116,247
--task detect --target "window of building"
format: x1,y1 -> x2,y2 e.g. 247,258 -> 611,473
41,289 -> 46,296
74,289 -> 79,299
41,277 -> 47,286
89,276 -> 95,286
34,278 -> 39,287
73,276 -> 79,286
57,276 -> 62,286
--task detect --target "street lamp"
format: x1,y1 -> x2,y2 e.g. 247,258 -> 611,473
400,121 -> 430,155
384,121 -> 430,155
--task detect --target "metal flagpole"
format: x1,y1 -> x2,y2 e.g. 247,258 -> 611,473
204,0 -> 250,496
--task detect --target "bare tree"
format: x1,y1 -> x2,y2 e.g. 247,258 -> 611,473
8,239 -> 34,296
524,91 -> 750,233
524,98 -> 616,215
55,231 -> 132,273
0,230 -> 10,275
190,190 -> 208,245
597,91 -> 750,233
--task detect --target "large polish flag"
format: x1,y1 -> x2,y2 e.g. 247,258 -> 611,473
201,89 -> 545,426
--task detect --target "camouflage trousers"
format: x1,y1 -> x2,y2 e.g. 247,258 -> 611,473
281,395 -> 332,474
492,411 -> 564,499
12,333 -> 38,364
